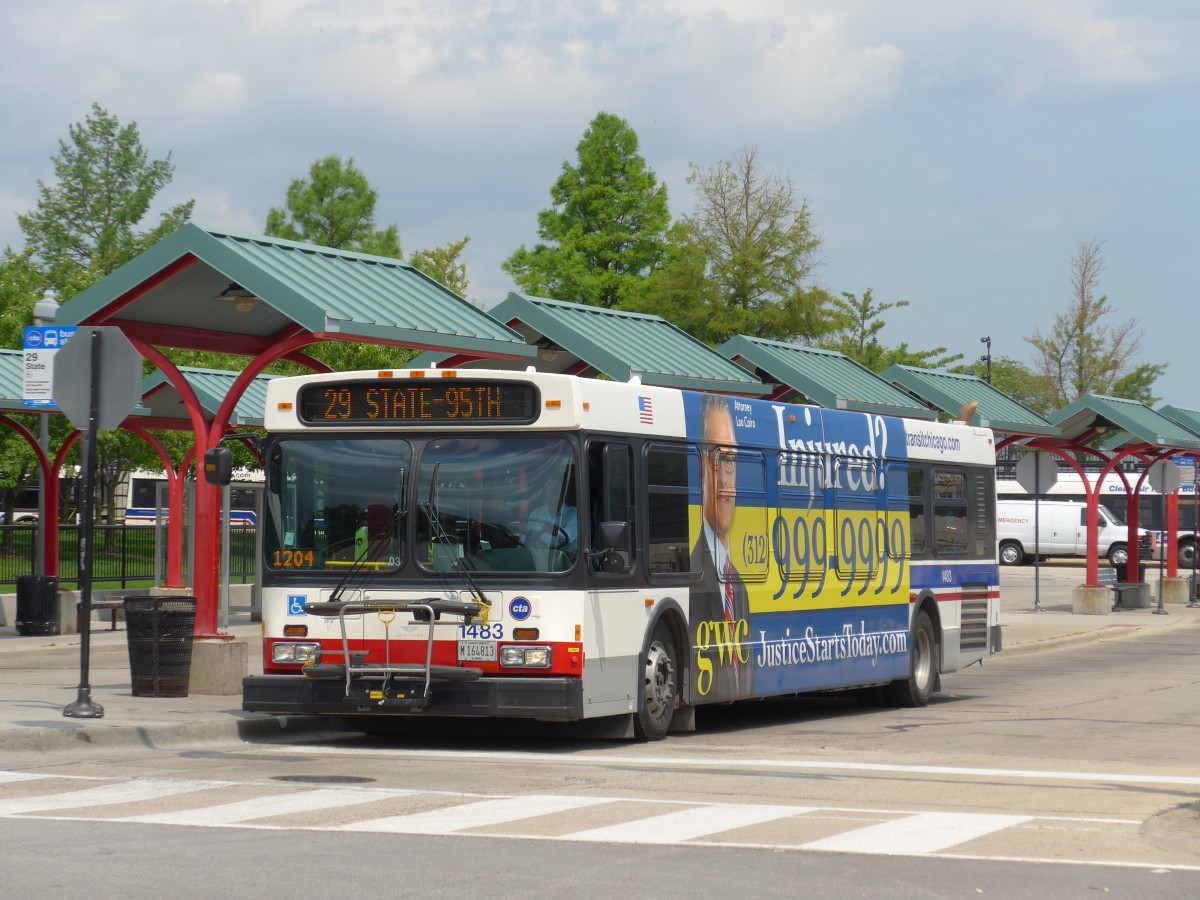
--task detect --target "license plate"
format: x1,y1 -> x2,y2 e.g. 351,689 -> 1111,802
458,640 -> 496,662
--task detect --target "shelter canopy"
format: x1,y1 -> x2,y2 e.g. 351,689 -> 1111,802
413,293 -> 770,396
721,336 -> 936,419
56,224 -> 537,362
883,365 -> 1058,437
1051,394 -> 1200,452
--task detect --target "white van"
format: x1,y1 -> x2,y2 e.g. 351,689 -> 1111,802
996,499 -> 1151,567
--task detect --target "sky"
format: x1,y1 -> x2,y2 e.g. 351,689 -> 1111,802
1,0 -> 1196,404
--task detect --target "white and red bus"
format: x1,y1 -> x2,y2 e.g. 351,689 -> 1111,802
226,367 -> 999,740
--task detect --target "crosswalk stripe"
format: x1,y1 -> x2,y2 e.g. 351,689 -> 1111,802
121,787 -> 413,826
342,794 -> 612,834
564,803 -> 815,843
802,811 -> 1034,855
0,772 -> 51,785
0,779 -> 218,816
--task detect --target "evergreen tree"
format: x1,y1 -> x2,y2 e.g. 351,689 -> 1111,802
17,103 -> 193,290
265,155 -> 402,258
504,112 -> 670,308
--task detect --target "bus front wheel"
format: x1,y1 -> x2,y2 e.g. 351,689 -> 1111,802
885,609 -> 938,708
634,622 -> 678,741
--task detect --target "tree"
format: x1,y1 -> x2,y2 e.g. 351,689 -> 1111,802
647,146 -> 831,345
822,289 -> 962,372
8,105 -> 194,524
265,155 -> 402,258
17,103 -> 193,290
1026,240 -> 1162,406
504,111 -> 671,308
410,236 -> 472,299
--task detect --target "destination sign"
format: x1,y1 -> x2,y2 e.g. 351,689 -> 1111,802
298,380 -> 538,425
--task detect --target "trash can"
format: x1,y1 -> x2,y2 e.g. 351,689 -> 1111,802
124,597 -> 197,697
15,575 -> 60,636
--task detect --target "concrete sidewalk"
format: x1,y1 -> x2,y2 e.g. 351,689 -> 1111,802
0,566 -> 1197,754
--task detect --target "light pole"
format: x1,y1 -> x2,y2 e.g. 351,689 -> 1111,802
32,287 -> 59,578
979,336 -> 992,383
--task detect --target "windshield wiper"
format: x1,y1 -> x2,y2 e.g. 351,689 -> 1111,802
329,467 -> 407,606
419,462 -> 492,616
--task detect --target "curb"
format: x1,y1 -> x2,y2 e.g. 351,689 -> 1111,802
0,714 -> 330,755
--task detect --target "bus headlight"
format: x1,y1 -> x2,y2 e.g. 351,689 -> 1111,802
272,642 -> 320,665
499,645 -> 551,668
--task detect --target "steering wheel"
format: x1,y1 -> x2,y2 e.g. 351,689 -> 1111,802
525,516 -> 570,549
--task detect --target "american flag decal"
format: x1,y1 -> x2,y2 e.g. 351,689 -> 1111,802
638,396 -> 654,424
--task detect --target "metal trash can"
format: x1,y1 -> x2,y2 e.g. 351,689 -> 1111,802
124,597 -> 197,697
15,575 -> 59,636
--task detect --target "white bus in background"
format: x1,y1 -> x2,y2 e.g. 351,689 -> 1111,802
998,470 -> 1196,567
119,468 -> 261,527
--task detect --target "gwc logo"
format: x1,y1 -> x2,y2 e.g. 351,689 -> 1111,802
508,596 -> 531,621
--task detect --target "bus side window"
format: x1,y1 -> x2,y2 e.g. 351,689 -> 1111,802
646,443 -> 690,576
588,442 -> 634,574
908,468 -> 927,555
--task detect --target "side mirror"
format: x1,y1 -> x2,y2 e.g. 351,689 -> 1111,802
594,520 -> 630,573
203,447 -> 233,487
598,520 -> 629,552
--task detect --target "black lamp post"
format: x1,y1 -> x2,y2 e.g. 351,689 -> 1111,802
979,336 -> 992,383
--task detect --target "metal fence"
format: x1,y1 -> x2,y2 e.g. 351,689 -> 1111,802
0,523 -> 256,588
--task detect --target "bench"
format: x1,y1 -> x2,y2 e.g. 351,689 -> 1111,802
1097,567 -> 1121,610
76,599 -> 124,632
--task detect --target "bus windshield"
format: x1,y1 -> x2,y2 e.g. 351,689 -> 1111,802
265,434 -> 578,575
417,436 -> 578,574
266,437 -> 410,571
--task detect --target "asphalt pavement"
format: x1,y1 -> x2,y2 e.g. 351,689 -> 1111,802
1,564 -> 1197,754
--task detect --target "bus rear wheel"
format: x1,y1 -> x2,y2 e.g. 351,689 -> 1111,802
885,609 -> 938,708
634,622 -> 678,741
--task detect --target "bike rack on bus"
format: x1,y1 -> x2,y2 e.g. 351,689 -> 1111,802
300,598 -> 485,708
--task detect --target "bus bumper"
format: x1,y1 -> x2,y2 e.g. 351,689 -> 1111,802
242,674 -> 585,721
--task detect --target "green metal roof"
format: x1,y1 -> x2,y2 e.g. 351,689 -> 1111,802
883,365 -> 1059,435
415,293 -> 770,395
57,223 -> 536,361
1155,404 -> 1200,440
140,366 -> 277,427
1050,394 -> 1200,450
720,336 -> 936,419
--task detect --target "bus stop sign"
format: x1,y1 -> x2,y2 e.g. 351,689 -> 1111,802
1015,451 -> 1058,494
52,327 -> 142,431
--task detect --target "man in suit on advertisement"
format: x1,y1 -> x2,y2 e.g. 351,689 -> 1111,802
690,393 -> 752,699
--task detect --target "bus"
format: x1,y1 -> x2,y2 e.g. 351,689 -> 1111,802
997,469 -> 1197,568
122,469 -> 260,527
226,367 -> 999,740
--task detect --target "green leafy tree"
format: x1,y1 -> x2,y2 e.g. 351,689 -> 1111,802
504,111 -> 671,308
8,105 -> 195,522
411,236 -> 472,299
17,103 -> 193,290
822,289 -> 962,372
647,145 -> 831,345
1026,239 -> 1161,406
985,357 -> 1059,416
265,155 -> 402,258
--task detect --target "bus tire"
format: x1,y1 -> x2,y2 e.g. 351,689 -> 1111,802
1179,540 -> 1196,569
634,621 -> 678,741
885,609 -> 938,708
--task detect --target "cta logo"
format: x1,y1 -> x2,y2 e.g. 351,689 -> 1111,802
508,596 -> 532,621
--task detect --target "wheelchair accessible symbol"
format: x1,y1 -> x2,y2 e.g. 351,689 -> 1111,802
288,595 -> 308,615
